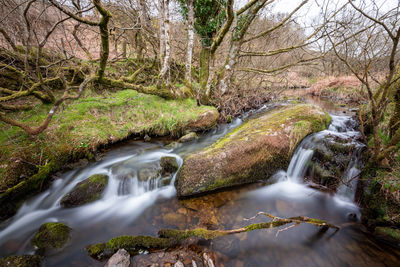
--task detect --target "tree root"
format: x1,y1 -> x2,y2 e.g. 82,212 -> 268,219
86,212 -> 339,261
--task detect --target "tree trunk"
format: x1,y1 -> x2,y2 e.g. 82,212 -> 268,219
122,40 -> 127,59
159,0 -> 166,64
185,0 -> 194,84
199,47 -> 210,99
160,0 -> 171,83
217,41 -> 240,94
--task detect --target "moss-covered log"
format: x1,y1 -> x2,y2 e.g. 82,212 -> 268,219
86,212 -> 339,260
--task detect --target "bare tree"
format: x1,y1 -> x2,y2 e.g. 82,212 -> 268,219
325,0 -> 400,164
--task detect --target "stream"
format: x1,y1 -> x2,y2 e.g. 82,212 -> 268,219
1,98 -> 400,266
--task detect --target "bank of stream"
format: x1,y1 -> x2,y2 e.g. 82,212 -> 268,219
1,98 -> 399,266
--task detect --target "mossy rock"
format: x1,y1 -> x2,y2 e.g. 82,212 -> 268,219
185,110 -> 219,132
306,135 -> 361,190
175,104 -> 331,197
160,157 -> 179,175
138,167 -> 160,182
178,132 -> 198,143
31,222 -> 71,254
60,174 -> 108,208
0,255 -> 42,267
86,235 -> 177,260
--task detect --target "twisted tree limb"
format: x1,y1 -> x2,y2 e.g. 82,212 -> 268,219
86,212 -> 339,260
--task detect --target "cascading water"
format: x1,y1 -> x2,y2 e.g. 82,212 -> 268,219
273,114 -> 365,203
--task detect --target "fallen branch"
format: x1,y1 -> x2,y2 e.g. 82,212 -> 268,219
86,213 -> 339,260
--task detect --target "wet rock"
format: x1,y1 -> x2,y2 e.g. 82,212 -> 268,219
131,246 -> 207,267
174,261 -> 184,267
138,167 -> 160,182
144,134 -> 151,142
160,176 -> 172,186
60,174 -> 108,208
31,222 -> 71,254
186,110 -> 219,132
178,132 -> 198,143
0,255 -> 42,267
306,134 -> 363,190
160,157 -> 178,175
175,104 -> 331,197
105,249 -> 130,267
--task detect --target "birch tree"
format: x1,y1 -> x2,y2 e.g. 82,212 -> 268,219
159,0 -> 171,83
185,0 -> 195,84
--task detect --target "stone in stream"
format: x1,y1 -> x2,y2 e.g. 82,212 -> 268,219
306,134 -> 363,190
138,167 -> 160,182
178,132 -> 198,143
160,156 -> 179,175
31,222 -> 71,255
0,255 -> 42,267
105,249 -> 130,267
175,104 -> 332,197
60,174 -> 108,208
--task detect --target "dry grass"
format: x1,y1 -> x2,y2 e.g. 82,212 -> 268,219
309,76 -> 365,102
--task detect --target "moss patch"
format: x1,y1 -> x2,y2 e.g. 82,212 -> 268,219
31,222 -> 71,253
0,255 -> 42,267
86,235 -> 177,260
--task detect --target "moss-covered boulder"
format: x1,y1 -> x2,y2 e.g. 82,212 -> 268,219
31,222 -> 71,254
175,104 -> 331,197
60,174 -> 108,208
185,110 -> 219,132
178,132 -> 198,143
0,255 -> 42,267
160,157 -> 179,175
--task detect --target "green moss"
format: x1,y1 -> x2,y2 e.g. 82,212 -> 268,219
158,228 -> 225,240
375,227 -> 400,242
31,222 -> 71,253
0,255 -> 42,267
86,235 -> 176,260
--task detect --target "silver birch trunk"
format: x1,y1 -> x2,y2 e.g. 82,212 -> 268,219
185,0 -> 194,84
159,0 -> 165,63
160,0 -> 171,83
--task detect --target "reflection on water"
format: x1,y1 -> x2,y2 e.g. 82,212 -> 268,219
0,99 -> 399,267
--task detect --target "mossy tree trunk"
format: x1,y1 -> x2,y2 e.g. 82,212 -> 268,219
199,47 -> 211,103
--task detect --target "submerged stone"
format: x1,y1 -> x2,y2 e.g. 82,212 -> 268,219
138,167 -> 160,182
60,174 -> 108,208
175,104 -> 331,197
0,255 -> 42,267
31,222 -> 71,254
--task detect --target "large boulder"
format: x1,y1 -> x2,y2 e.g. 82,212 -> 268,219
175,104 -> 331,197
60,174 -> 108,208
